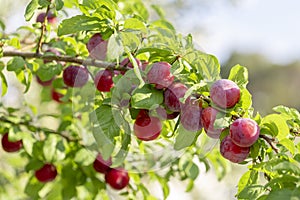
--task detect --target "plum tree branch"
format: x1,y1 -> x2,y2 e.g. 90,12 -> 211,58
259,134 -> 279,154
2,50 -> 117,69
0,116 -> 79,142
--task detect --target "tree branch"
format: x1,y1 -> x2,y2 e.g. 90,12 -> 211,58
0,116 -> 79,142
2,51 -> 118,69
259,134 -> 279,154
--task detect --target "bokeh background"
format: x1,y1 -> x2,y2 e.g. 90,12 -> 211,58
1,0 -> 300,199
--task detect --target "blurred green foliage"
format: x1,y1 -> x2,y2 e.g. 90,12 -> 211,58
222,53 -> 300,115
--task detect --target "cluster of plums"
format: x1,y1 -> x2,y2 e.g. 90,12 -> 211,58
1,133 -> 129,189
1,133 -> 57,182
39,31 -> 260,163
204,79 -> 260,163
93,154 -> 130,190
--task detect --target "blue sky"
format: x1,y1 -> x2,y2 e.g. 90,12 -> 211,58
168,0 -> 300,64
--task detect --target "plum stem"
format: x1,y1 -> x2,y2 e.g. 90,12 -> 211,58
259,134 -> 279,154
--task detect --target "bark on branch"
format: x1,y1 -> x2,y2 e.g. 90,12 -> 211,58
2,51 -> 117,69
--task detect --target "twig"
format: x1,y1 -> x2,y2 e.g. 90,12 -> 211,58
259,134 -> 279,154
2,51 -> 117,69
0,116 -> 79,142
170,55 -> 181,65
36,6 -> 51,54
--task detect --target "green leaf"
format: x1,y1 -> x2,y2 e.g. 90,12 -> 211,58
55,0 -> 64,10
266,188 -> 300,200
22,134 -> 36,156
261,114 -> 289,140
237,88 -> 252,111
124,18 -> 147,33
238,185 -> 265,199
38,0 -> 51,7
185,180 -> 194,192
89,105 -> 121,160
111,70 -> 139,106
120,31 -> 141,51
174,125 -> 200,150
113,129 -> 131,167
61,164 -> 77,199
81,0 -> 118,11
238,170 -> 259,194
279,138 -> 296,155
74,148 -> 95,166
265,175 -> 298,190
43,135 -> 57,162
137,47 -> 173,62
129,53 -> 145,87
272,161 -> 300,175
25,159 -> 44,172
25,0 -> 38,21
0,19 -> 5,31
7,57 -> 25,72
0,71 -> 8,96
25,177 -> 44,199
273,105 -> 300,121
107,33 -> 124,61
196,54 -> 220,81
151,5 -> 165,19
228,64 -> 248,88
214,113 -> 231,129
58,15 -> 103,36
24,68 -> 32,93
250,141 -> 260,159
131,84 -> 163,110
182,81 -> 207,102
36,63 -> 62,81
151,20 -> 175,31
0,45 -> 3,58
184,162 -> 199,180
155,175 -> 170,199
8,38 -> 21,49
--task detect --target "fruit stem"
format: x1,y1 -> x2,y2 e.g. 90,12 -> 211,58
259,134 -> 279,154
